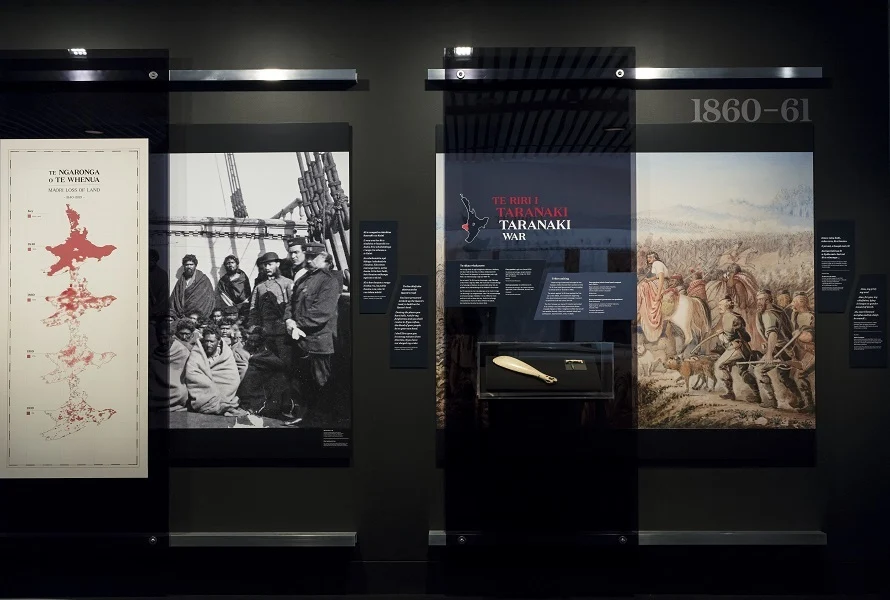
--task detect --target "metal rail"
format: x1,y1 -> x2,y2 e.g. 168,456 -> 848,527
0,67 -> 358,91
427,67 -> 823,82
169,531 -> 357,547
425,66 -> 827,90
427,529 -> 827,546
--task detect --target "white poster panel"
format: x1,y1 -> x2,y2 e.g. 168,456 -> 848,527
0,138 -> 148,478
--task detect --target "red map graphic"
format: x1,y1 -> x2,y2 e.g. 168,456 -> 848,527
44,205 -> 116,276
39,205 -> 118,440
42,331 -> 115,383
43,273 -> 116,326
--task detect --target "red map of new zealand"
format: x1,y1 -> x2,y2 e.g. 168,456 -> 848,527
40,205 -> 118,440
44,205 -> 116,276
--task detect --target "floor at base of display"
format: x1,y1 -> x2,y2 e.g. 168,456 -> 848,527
3,545 -> 885,597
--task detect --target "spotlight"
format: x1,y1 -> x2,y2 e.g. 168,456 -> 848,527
68,48 -> 87,57
453,47 -> 473,57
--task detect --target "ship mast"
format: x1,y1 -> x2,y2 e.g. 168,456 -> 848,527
225,153 -> 248,218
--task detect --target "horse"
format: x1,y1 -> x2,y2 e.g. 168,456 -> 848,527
638,292 -> 712,356
665,293 -> 711,354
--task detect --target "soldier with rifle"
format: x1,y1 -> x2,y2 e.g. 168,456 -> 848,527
789,290 -> 815,412
709,295 -> 762,402
751,289 -> 805,410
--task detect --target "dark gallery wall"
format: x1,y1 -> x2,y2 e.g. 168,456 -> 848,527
1,0 -> 888,570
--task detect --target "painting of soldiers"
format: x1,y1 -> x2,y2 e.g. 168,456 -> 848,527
635,152 -> 815,429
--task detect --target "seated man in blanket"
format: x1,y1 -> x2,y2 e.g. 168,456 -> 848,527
227,322 -> 250,380
148,324 -> 190,413
174,318 -> 197,348
184,323 -> 247,417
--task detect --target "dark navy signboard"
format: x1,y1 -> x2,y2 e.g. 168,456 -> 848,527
534,272 -> 637,321
850,274 -> 887,368
441,153 -> 634,344
390,275 -> 429,369
360,220 -> 398,314
816,220 -> 855,313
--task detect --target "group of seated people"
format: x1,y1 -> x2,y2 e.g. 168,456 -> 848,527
148,306 -> 302,424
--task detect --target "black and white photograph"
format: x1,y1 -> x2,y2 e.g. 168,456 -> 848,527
147,150 -> 351,432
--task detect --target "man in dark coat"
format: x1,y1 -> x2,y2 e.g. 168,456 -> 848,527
285,244 -> 342,425
285,236 -> 311,284
247,252 -> 294,364
169,254 -> 216,321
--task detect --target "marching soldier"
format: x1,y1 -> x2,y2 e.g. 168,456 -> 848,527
754,289 -> 805,410
789,290 -> 815,413
776,289 -> 793,320
711,296 -> 761,402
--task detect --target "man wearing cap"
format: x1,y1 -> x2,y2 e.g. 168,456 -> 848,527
712,295 -> 761,402
285,236 -> 312,284
169,254 -> 216,321
285,244 -> 342,424
247,252 -> 294,369
253,237 -> 308,286
788,291 -> 815,412
755,289 -> 805,409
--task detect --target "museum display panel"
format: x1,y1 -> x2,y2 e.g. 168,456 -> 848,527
635,150 -> 815,429
154,123 -> 353,465
435,47 -> 639,548
436,149 -> 636,434
629,123 -> 818,463
0,52 -> 170,568
434,48 -> 821,466
0,137 -> 149,479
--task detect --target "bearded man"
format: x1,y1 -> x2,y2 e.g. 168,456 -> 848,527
170,254 -> 216,321
754,289 -> 804,410
216,254 -> 252,310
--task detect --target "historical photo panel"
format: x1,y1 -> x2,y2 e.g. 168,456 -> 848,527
635,152 -> 815,430
0,138 -> 149,478
148,150 -> 351,435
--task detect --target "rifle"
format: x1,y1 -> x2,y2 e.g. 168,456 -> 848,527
736,359 -> 804,370
771,330 -> 802,359
688,330 -> 724,355
736,331 -> 803,369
